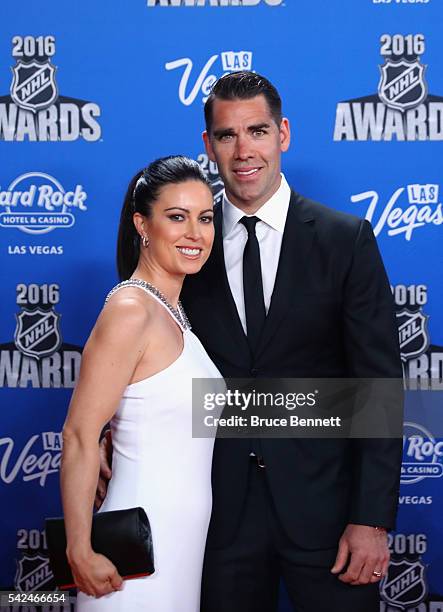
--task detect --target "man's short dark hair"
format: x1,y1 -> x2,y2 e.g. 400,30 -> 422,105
204,71 -> 283,133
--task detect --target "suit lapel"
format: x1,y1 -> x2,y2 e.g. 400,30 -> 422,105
255,191 -> 316,360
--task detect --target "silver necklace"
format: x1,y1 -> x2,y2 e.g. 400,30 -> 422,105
105,278 -> 191,330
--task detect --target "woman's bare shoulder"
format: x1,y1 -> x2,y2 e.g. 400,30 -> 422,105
93,287 -> 155,344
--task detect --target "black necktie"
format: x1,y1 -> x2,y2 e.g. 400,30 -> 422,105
240,216 -> 266,352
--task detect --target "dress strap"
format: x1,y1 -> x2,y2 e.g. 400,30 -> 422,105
105,279 -> 191,332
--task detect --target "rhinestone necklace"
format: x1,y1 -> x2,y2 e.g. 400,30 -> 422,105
105,278 -> 191,330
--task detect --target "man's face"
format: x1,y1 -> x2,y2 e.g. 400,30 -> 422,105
203,95 -> 290,213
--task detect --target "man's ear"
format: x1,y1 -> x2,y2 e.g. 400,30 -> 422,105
203,130 -> 216,162
279,118 -> 291,153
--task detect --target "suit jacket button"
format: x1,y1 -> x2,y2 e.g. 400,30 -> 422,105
250,368 -> 258,376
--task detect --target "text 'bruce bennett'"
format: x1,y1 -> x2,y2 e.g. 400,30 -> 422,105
204,415 -> 342,428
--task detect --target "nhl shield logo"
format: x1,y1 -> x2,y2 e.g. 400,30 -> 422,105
10,59 -> 58,112
14,307 -> 62,359
396,308 -> 429,362
378,59 -> 427,112
15,553 -> 54,592
380,557 -> 427,609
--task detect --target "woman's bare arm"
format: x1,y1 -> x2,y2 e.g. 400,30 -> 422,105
61,294 -> 150,595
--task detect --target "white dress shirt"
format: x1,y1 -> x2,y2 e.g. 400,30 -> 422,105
222,174 -> 291,335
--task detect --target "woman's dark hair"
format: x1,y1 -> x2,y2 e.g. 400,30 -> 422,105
204,71 -> 282,133
117,155 -> 212,280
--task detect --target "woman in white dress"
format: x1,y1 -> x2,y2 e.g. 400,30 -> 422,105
60,156 -> 221,611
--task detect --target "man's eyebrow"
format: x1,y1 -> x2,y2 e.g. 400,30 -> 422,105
213,127 -> 236,138
212,123 -> 271,138
248,123 -> 271,131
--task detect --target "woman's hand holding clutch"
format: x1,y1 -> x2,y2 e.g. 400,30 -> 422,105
68,549 -> 123,597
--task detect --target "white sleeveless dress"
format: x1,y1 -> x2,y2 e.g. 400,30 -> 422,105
76,281 -> 222,612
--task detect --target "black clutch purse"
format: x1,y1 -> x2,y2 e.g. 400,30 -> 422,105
45,507 -> 155,589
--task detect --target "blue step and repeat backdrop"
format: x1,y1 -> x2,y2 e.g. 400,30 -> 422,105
0,1 -> 442,610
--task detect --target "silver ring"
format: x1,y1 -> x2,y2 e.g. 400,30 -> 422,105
373,570 -> 382,578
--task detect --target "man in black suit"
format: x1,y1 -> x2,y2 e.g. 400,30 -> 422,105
98,72 -> 402,611
180,71 -> 402,612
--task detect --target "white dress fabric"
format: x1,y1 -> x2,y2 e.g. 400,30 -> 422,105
76,283 -> 222,611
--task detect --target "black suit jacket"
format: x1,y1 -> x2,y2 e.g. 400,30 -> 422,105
181,190 -> 402,550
